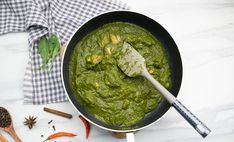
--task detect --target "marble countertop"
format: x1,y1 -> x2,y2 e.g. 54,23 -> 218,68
0,0 -> 234,141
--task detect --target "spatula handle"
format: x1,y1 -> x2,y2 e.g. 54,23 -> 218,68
142,69 -> 211,137
172,100 -> 211,137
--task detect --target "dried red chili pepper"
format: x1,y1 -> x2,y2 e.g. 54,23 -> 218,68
79,115 -> 90,139
43,132 -> 77,141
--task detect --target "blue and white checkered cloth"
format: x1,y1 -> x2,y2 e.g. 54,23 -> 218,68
0,0 -> 129,104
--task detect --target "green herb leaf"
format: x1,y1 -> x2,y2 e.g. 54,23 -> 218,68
38,34 -> 60,71
48,34 -> 60,70
38,37 -> 50,70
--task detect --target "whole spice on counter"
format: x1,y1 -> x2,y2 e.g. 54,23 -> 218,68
79,115 -> 90,139
43,107 -> 72,119
0,107 -> 11,128
48,120 -> 53,124
52,125 -> 56,131
24,116 -> 37,129
43,132 -> 77,142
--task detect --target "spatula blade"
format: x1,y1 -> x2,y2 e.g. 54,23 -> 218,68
118,42 -> 145,77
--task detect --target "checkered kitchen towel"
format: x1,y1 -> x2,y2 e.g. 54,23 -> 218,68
0,0 -> 129,104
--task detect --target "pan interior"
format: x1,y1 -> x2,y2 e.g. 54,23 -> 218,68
62,11 -> 182,131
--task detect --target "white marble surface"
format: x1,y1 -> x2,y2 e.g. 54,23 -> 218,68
0,0 -> 234,141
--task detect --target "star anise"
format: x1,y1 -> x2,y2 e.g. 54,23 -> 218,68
24,116 -> 37,129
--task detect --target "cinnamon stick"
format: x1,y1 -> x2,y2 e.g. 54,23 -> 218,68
43,107 -> 72,119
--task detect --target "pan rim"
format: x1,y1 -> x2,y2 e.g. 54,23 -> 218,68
61,10 -> 182,133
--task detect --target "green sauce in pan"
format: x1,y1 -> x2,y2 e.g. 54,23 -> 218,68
69,22 -> 172,127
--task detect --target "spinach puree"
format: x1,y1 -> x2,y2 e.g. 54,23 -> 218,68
69,22 -> 171,127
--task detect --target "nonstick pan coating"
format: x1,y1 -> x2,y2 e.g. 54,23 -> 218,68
62,11 -> 183,132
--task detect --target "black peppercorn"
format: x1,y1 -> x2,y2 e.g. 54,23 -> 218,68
0,107 -> 11,128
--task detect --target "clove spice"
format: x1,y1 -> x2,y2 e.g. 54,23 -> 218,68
52,125 -> 56,131
48,120 -> 53,124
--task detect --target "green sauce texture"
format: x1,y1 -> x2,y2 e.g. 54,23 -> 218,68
69,22 -> 172,127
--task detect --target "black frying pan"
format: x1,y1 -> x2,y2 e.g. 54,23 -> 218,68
61,11 -> 209,141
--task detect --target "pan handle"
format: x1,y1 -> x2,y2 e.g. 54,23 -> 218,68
126,133 -> 135,142
172,100 -> 211,137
